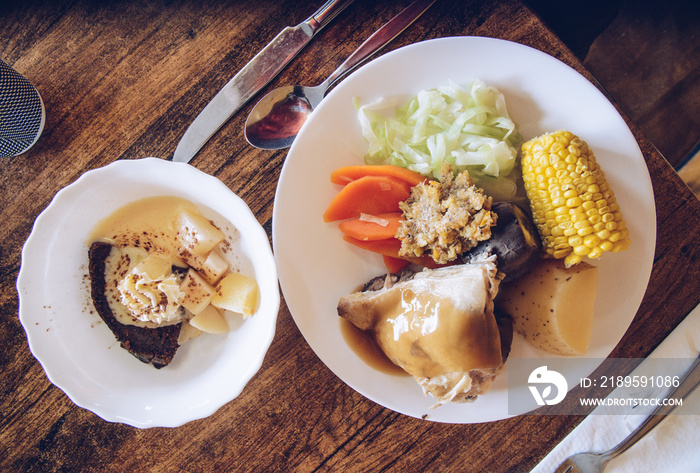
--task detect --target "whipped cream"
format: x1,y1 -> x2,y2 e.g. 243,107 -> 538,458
117,252 -> 186,325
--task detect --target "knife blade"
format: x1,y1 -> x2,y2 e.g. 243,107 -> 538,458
173,0 -> 355,163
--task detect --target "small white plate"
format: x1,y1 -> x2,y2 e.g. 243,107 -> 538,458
273,37 -> 656,423
17,158 -> 279,428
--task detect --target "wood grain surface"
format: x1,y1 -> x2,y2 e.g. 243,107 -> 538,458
1,1 -> 698,472
582,0 -> 700,169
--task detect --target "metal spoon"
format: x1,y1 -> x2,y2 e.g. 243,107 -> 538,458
244,0 -> 435,150
555,353 -> 700,473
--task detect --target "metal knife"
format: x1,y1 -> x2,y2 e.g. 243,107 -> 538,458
173,0 -> 355,163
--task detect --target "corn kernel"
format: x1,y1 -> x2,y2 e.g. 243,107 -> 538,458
553,249 -> 570,259
571,213 -> 587,223
559,220 -> 573,230
565,253 -> 583,266
588,247 -> 603,259
563,227 -> 577,237
596,229 -> 611,240
599,241 -> 614,252
582,201 -> 596,211
573,220 -> 591,230
577,226 -> 595,237
584,234 -> 600,248
566,197 -> 583,207
568,235 -> 583,247
552,197 -> 566,207
574,244 -> 590,256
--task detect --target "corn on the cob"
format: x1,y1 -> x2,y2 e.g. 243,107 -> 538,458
521,130 -> 630,267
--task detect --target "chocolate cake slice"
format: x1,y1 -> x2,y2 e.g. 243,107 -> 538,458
88,241 -> 181,369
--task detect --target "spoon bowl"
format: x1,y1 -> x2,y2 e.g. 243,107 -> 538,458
244,0 -> 435,150
245,83 -> 327,150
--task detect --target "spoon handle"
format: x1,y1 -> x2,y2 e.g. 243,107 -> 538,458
604,354 -> 700,461
324,0 -> 435,87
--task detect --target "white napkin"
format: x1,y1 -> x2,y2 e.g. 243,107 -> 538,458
532,304 -> 700,473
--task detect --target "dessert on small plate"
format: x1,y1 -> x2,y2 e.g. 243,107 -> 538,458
17,158 -> 279,428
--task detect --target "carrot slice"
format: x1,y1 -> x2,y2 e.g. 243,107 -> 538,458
338,212 -> 403,241
383,255 -> 410,273
323,176 -> 411,223
330,165 -> 428,188
343,235 -> 456,270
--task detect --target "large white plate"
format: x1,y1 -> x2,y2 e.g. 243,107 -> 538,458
273,37 -> 656,423
17,158 -> 279,428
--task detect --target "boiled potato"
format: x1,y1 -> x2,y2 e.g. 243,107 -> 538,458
198,251 -> 229,285
189,304 -> 229,334
178,248 -> 229,285
496,259 -> 597,355
179,268 -> 216,315
212,272 -> 259,317
175,207 -> 225,256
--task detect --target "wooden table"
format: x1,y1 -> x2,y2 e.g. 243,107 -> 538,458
2,1 -> 698,471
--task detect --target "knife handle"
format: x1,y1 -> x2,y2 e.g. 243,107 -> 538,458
304,0 -> 356,34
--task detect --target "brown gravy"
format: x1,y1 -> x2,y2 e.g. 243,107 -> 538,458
339,318 -> 408,377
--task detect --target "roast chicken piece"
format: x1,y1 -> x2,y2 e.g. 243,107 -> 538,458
338,257 -> 510,405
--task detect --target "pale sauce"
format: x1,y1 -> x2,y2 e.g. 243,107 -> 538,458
89,195 -> 199,258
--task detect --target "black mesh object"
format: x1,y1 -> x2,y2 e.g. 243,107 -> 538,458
0,60 -> 45,158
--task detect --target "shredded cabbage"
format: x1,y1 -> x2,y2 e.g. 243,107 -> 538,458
356,80 -> 522,200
